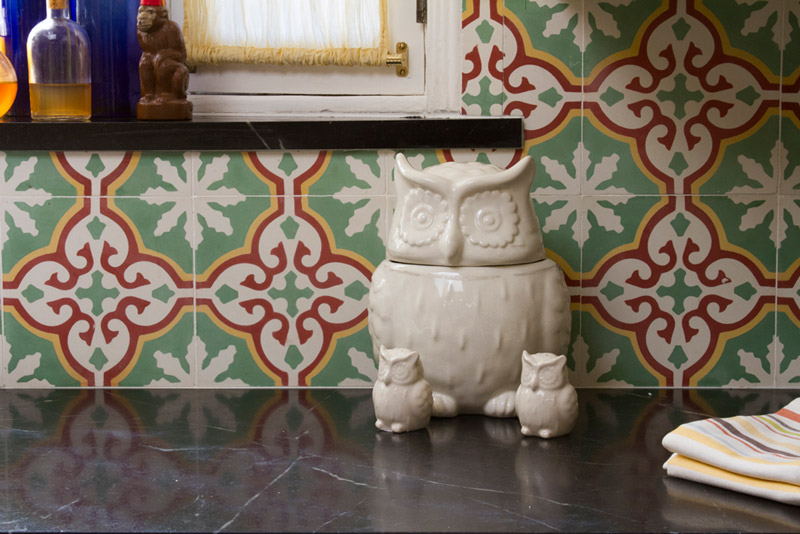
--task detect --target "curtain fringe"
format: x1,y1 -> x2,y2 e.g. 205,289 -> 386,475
184,0 -> 390,68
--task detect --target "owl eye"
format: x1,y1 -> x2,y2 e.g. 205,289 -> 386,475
476,207 -> 502,232
459,191 -> 519,248
391,363 -> 412,383
399,188 -> 449,246
539,366 -> 560,388
410,204 -> 436,230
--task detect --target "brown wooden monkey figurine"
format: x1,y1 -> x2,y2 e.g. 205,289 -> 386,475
136,0 -> 192,120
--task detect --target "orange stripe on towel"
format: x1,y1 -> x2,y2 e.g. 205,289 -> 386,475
778,409 -> 800,425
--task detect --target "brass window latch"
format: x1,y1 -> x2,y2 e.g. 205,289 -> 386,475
386,42 -> 408,77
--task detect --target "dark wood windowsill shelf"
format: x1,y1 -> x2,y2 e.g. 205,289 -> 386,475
0,117 -> 523,151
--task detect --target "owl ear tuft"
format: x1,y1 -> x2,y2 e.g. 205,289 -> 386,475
395,153 -> 446,194
521,350 -> 538,366
392,349 -> 418,364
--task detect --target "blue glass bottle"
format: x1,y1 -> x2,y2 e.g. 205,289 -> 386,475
74,0 -> 139,118
3,0 -> 46,116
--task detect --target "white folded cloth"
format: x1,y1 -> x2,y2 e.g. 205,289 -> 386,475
662,398 -> 800,505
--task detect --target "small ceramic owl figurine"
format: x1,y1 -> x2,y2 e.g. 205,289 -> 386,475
373,346 -> 433,433
516,351 -> 578,438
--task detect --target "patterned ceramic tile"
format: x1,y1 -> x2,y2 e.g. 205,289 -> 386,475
502,0 -> 582,138
60,152 -> 142,196
2,191 -> 194,387
194,186 -> 379,387
575,307 -> 661,388
777,194 -> 800,386
304,150 -> 388,197
110,152 -> 192,197
503,0 -> 583,78
781,115 -> 800,194
703,0 -> 784,78
0,151 -> 79,197
534,195 -> 581,280
587,2 -> 781,195
248,150 -> 325,196
583,0 -> 666,77
698,115 -> 782,195
525,116 -> 580,194
463,0 -> 506,117
581,194 -> 776,386
785,0 -> 800,116
580,195 -> 674,387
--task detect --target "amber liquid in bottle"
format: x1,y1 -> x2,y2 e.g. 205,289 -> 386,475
30,82 -> 89,119
0,80 -> 17,116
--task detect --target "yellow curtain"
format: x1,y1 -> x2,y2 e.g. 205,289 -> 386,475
183,0 -> 389,67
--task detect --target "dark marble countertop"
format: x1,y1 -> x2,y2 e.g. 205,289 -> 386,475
0,388 -> 798,532
0,117 -> 522,151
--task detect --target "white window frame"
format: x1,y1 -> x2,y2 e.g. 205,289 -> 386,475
165,0 -> 461,118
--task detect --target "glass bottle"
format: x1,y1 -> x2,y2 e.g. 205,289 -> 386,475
2,0 -> 45,116
0,1 -> 16,117
75,0 -> 139,118
0,50 -> 16,117
0,0 -> 7,56
27,0 -> 91,121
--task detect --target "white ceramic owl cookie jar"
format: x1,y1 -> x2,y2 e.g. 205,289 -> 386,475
368,154 -> 571,419
373,346 -> 433,433
516,351 -> 578,438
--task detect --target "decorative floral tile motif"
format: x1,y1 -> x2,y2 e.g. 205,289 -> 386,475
1,151 -> 79,197
533,195 -> 581,280
777,195 -> 800,386
193,151 -> 380,387
247,150 -> 324,196
501,2 -> 581,159
304,150 -> 388,197
697,115 -> 782,195
580,195 -> 776,387
703,0 -> 786,78
2,156 -> 194,387
503,0 -> 582,78
782,115 -> 800,194
463,0 -> 506,116
585,2 -> 781,194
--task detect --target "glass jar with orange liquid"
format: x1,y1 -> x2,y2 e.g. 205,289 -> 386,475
0,50 -> 16,117
26,0 -> 90,121
0,2 -> 17,117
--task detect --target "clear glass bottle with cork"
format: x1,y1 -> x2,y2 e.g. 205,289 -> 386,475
26,0 -> 91,121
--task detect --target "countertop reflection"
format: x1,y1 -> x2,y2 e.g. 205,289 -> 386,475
0,388 -> 798,532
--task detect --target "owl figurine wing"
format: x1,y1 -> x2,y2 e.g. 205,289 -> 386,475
412,378 -> 433,415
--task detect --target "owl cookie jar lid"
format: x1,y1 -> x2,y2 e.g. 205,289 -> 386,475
388,154 -> 546,267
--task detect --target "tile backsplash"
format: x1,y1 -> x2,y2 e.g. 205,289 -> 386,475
1,0 -> 798,388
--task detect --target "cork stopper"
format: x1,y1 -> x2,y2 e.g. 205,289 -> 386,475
48,0 -> 69,10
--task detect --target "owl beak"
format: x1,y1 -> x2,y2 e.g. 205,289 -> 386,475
442,219 -> 462,263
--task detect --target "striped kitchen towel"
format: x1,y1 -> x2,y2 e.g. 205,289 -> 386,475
662,398 -> 800,505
